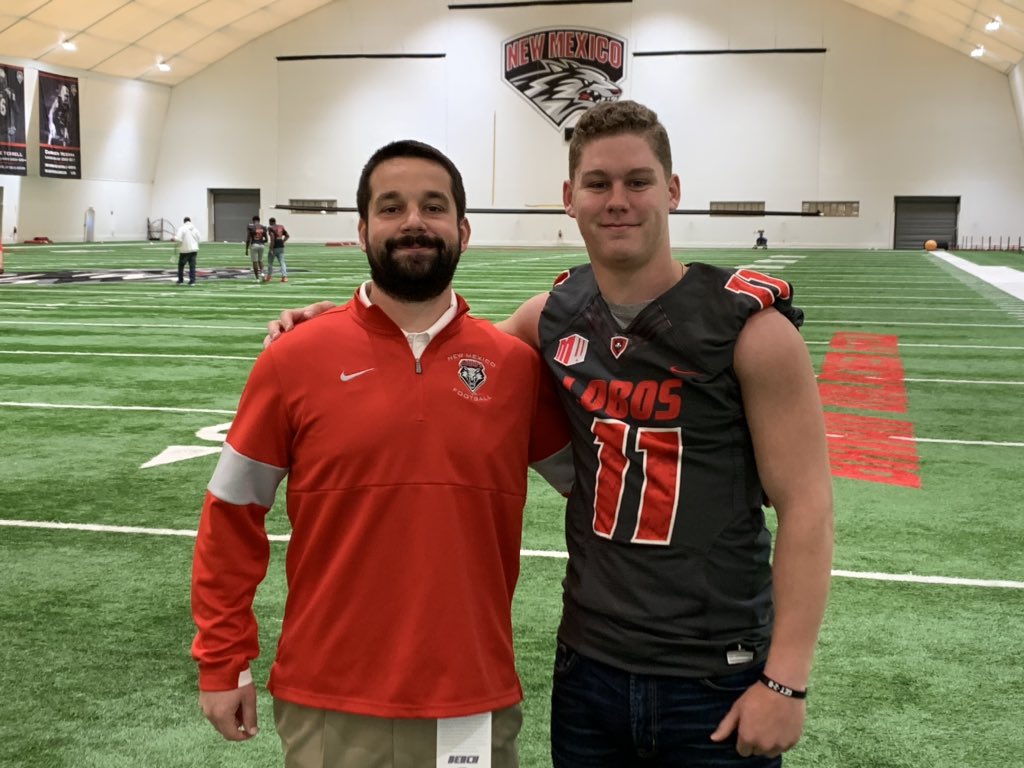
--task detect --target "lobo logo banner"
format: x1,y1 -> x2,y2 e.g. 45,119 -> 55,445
503,27 -> 626,128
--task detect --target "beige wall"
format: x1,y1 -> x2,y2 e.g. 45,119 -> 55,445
3,0 -> 1023,247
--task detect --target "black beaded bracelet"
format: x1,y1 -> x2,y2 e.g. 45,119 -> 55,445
759,673 -> 807,699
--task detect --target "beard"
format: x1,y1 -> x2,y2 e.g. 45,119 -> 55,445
367,233 -> 461,302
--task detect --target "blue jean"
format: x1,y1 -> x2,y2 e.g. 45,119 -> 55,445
267,246 -> 287,278
551,643 -> 781,768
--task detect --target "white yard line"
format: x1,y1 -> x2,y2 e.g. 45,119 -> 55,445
0,350 -> 253,361
0,301 -> 339,312
810,320 -> 1022,328
1,519 -> 1019,589
798,295 -> 980,300
823,431 -> 1023,447
0,320 -> 263,331
902,378 -> 1024,385
5,398 -> 1024,440
889,436 -> 1024,447
876,342 -> 1024,350
798,305 -> 1012,313
3,317 -> 1022,331
7,339 -> 1016,352
830,569 -> 1024,590
0,401 -> 236,415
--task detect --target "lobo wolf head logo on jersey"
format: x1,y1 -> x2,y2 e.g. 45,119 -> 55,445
458,359 -> 487,393
503,28 -> 626,128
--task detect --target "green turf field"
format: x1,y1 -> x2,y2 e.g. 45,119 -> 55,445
1,241 -> 1021,767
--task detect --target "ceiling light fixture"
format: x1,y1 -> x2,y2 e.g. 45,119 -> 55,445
985,16 -> 1002,32
157,60 -> 171,72
60,39 -> 77,51
970,44 -> 985,58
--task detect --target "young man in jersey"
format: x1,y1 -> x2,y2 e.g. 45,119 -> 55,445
264,101 -> 834,766
244,215 -> 267,281
265,217 -> 290,282
193,140 -> 572,767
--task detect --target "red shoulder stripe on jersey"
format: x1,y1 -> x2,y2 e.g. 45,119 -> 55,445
724,268 -> 792,309
553,269 -> 571,287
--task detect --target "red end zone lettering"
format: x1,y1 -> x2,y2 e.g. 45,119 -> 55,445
820,334 -> 920,488
828,456 -> 921,489
828,332 -> 900,355
826,412 -> 921,488
820,353 -> 906,386
818,382 -> 908,413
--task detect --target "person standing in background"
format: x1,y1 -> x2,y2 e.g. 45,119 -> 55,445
266,217 -> 290,282
245,215 -> 267,282
174,216 -> 202,286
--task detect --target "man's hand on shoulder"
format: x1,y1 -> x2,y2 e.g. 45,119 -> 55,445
263,300 -> 337,348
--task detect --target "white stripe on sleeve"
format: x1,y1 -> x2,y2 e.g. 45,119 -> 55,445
207,442 -> 288,508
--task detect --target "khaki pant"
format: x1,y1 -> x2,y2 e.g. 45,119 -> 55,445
273,698 -> 522,768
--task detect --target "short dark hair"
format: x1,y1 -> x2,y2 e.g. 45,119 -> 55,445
268,217 -> 276,225
183,216 -> 191,223
252,215 -> 259,222
568,100 -> 673,181
356,140 -> 466,221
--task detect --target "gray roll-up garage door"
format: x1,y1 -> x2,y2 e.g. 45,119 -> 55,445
893,196 -> 959,250
211,189 -> 260,243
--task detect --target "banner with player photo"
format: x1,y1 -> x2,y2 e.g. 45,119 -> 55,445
38,71 -> 81,179
0,63 -> 27,175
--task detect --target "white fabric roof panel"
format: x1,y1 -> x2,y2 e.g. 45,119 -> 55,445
0,0 -> 1020,86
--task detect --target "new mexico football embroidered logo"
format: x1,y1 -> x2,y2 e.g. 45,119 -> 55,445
458,359 -> 487,393
503,27 -> 626,128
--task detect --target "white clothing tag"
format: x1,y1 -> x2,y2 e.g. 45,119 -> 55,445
726,649 -> 755,665
437,712 -> 491,768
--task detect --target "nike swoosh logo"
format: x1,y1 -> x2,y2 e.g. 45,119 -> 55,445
339,368 -> 374,382
670,366 -> 701,377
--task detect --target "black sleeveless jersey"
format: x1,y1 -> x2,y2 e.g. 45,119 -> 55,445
538,261 -> 804,677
